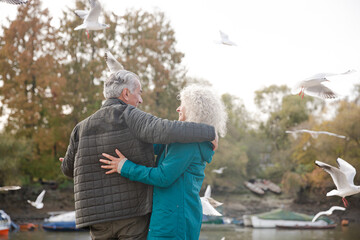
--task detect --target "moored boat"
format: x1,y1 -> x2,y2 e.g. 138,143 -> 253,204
42,211 -> 86,232
276,224 -> 337,229
244,181 -> 265,195
243,214 -> 253,227
251,209 -> 333,229
0,210 -> 11,236
263,180 -> 281,194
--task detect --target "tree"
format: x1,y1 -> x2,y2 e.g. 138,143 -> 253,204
254,85 -> 290,115
0,0 -> 66,179
205,94 -> 250,190
0,133 -> 32,185
113,9 -> 186,119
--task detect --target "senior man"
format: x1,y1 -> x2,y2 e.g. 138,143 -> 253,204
60,69 -> 216,240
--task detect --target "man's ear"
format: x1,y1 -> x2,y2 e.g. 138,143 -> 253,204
122,88 -> 130,101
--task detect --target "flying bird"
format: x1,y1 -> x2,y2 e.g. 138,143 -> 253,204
212,167 -> 227,174
200,185 -> 223,216
201,198 -> 222,216
312,206 -> 346,222
285,129 -> 346,139
202,185 -> 223,208
291,69 -> 356,99
315,158 -> 360,207
27,190 -> 46,209
0,0 -> 28,4
105,51 -> 124,73
74,0 -> 109,39
0,186 -> 21,191
216,30 -> 237,46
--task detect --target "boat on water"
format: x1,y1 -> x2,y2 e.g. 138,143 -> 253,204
249,209 -> 334,229
276,224 -> 337,229
0,210 -> 11,236
243,214 -> 253,227
201,214 -> 243,230
42,211 -> 87,232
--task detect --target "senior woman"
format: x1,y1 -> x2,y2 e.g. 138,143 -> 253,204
100,85 -> 227,239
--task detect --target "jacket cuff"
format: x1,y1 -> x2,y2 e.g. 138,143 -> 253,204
120,159 -> 135,178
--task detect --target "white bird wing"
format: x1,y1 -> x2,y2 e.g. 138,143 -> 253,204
304,84 -> 338,99
105,51 -> 124,73
1,0 -> 28,4
305,130 -> 319,138
219,31 -> 236,46
74,10 -> 89,19
86,0 -> 101,22
312,206 -> 346,222
201,197 -> 222,216
318,131 -> 346,139
219,31 -> 230,42
337,158 -> 356,184
328,206 -> 346,213
35,190 -> 46,204
304,70 -> 355,81
315,161 -> 350,190
311,210 -> 326,222
204,185 -> 211,198
208,197 -> 223,208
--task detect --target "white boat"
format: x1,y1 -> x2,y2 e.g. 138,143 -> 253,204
250,209 -> 333,229
45,211 -> 75,222
0,210 -> 11,236
42,211 -> 85,231
251,216 -> 328,228
243,215 -> 253,227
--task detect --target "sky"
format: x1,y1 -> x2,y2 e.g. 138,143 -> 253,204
1,0 -> 360,117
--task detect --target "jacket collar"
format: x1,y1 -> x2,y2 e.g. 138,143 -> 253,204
101,98 -> 127,108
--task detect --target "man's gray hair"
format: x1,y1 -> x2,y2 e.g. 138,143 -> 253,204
178,85 -> 228,137
103,70 -> 140,99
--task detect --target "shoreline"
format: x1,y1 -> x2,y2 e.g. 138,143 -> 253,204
1,187 -> 359,225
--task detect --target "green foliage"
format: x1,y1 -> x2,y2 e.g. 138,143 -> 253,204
111,9 -> 186,120
1,1 -> 360,200
0,1 -> 187,183
0,133 -> 32,185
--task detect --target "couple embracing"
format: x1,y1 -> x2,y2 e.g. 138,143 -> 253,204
61,65 -> 227,239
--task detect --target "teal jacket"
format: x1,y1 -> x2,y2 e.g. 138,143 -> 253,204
121,142 -> 214,240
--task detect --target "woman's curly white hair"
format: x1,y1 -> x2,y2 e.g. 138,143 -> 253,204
178,85 -> 228,137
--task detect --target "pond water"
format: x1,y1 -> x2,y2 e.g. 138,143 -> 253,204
2,224 -> 360,240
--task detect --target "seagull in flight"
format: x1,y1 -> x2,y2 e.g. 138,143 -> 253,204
212,167 -> 227,174
216,30 -> 237,46
285,129 -> 346,139
0,0 -> 27,4
202,185 -> 223,208
200,185 -> 223,216
27,190 -> 46,209
315,158 -> 360,207
291,69 -> 356,100
0,186 -> 21,191
312,206 -> 346,222
74,0 -> 109,39
105,51 -> 124,73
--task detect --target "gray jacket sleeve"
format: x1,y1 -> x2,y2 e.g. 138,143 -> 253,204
124,106 -> 216,144
61,125 -> 79,178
